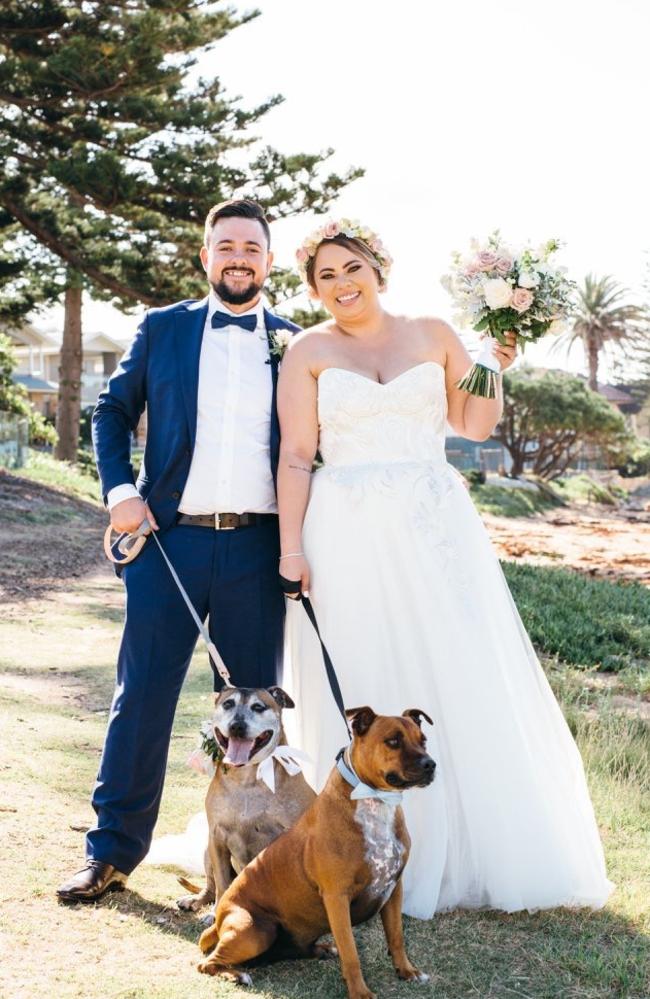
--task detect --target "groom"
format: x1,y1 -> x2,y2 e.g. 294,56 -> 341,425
57,199 -> 300,902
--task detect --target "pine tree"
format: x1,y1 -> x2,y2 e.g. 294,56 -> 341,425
0,1 -> 360,459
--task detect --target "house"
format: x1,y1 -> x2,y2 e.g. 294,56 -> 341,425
9,323 -> 127,418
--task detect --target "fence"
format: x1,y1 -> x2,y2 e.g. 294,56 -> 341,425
0,410 -> 29,469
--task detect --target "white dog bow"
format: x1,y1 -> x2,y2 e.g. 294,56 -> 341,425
257,746 -> 312,793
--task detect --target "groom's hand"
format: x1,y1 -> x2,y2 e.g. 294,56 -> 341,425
111,496 -> 158,534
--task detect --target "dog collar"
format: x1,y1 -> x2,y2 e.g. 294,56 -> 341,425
336,748 -> 403,806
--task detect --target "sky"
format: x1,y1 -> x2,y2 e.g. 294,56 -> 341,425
43,0 -> 650,378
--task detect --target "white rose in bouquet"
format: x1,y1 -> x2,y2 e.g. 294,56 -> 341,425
483,277 -> 514,310
518,270 -> 540,289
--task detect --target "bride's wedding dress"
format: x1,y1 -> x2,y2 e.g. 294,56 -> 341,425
283,361 -> 613,919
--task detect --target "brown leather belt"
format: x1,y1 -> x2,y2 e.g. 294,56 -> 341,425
176,512 -> 278,530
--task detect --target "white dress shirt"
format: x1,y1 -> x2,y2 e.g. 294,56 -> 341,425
107,292 -> 277,515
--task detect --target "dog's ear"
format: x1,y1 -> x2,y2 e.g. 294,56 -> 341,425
267,686 -> 295,710
345,706 -> 377,736
402,708 -> 433,728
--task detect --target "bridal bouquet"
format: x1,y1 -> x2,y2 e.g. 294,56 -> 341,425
441,233 -> 575,398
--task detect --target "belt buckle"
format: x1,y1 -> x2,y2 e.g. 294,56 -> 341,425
215,513 -> 237,530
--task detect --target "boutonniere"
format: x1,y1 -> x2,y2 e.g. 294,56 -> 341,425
268,328 -> 292,361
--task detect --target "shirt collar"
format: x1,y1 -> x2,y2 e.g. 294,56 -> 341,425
208,290 -> 265,329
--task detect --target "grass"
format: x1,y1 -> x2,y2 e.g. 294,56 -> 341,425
502,561 -> 650,675
17,449 -> 102,504
554,474 -> 626,507
471,482 -> 558,517
1,563 -> 649,999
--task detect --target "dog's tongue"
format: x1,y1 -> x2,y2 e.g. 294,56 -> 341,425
224,737 -> 255,766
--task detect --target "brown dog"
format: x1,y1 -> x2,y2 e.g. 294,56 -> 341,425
197,705 -> 435,999
178,686 -> 315,913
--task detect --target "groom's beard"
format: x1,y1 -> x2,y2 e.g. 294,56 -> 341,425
211,277 -> 264,307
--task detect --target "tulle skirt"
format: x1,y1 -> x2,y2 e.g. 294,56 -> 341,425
283,460 -> 613,918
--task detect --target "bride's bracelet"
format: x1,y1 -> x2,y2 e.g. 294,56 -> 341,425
279,552 -> 304,560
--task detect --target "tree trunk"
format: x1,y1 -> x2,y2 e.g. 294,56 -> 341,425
587,335 -> 599,392
55,276 -> 83,462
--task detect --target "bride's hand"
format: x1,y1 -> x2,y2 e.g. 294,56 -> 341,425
279,554 -> 311,599
495,332 -> 517,371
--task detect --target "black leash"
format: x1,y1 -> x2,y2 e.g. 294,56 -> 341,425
279,576 -> 351,739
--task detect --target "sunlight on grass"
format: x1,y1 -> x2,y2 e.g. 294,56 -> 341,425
19,449 -> 102,504
1,565 -> 648,998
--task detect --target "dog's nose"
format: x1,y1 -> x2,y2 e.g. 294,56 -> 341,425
420,756 -> 436,775
229,718 -> 248,739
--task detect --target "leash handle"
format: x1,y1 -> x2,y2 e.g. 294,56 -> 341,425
149,529 -> 231,685
280,575 -> 351,739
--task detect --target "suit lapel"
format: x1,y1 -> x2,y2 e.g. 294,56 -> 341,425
174,298 -> 209,448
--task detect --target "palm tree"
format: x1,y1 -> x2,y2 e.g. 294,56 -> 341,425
554,275 -> 649,390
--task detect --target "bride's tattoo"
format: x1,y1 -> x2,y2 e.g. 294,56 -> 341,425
289,463 -> 312,474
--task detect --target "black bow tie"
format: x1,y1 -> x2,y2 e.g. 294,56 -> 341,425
211,310 -> 257,333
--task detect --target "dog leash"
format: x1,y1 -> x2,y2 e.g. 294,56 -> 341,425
279,576 -> 351,739
104,520 -> 232,685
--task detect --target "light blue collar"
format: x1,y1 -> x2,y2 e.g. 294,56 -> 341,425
336,748 -> 403,806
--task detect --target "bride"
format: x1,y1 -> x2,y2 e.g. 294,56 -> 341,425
277,219 -> 613,919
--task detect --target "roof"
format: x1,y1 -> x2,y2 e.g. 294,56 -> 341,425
596,382 -> 635,405
8,323 -> 128,355
6,324 -> 57,348
13,374 -> 59,393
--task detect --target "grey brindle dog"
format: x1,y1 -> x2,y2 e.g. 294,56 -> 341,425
177,686 -> 315,912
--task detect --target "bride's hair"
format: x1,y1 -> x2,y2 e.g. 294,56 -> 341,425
305,235 -> 386,292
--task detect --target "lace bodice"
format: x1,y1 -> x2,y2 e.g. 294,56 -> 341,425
317,361 -> 447,467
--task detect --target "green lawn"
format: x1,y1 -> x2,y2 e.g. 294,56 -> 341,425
503,561 -> 650,678
1,559 -> 649,999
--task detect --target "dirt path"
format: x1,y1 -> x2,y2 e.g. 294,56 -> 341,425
483,507 -> 650,585
0,470 -> 107,602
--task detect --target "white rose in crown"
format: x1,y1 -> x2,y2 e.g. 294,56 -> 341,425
483,277 -> 514,310
518,270 -> 541,289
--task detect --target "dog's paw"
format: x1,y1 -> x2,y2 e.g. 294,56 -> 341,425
177,894 -> 203,912
396,965 -> 429,983
197,958 -> 219,976
197,960 -> 252,986
311,941 -> 338,960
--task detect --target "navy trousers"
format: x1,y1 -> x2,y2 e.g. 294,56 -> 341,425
87,520 -> 284,874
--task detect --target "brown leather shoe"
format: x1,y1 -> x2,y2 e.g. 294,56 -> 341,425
57,860 -> 128,903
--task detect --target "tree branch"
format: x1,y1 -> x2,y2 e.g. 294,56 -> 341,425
0,194 -> 156,306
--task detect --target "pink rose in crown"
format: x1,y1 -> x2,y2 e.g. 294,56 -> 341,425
495,256 -> 513,274
477,250 -> 499,270
323,221 -> 340,238
296,247 -> 309,263
512,287 -> 535,313
370,239 -> 384,253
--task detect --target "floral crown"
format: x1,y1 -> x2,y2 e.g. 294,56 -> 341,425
295,218 -> 393,287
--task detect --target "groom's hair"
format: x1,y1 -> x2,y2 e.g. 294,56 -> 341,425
204,198 -> 271,248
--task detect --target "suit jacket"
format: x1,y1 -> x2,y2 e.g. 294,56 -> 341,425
92,297 -> 301,531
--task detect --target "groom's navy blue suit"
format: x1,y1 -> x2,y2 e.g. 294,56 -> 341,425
89,297 -> 299,874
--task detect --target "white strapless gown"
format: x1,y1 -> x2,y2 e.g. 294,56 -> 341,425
283,361 -> 613,919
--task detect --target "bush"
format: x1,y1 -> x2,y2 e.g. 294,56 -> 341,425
617,437 -> 650,477
503,561 -> 650,671
0,331 -> 57,446
553,473 -> 622,506
463,468 -> 486,486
